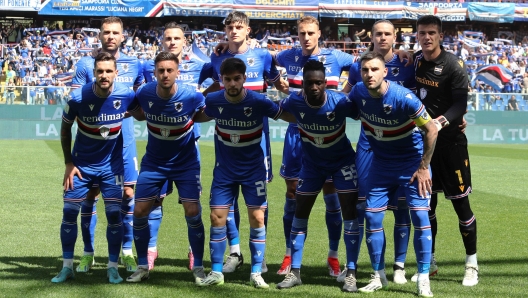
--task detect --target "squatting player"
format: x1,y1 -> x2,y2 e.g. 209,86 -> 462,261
71,16 -> 144,273
348,52 -> 437,296
340,19 -> 416,285
194,57 -> 294,288
414,15 -> 478,287
52,52 -> 143,284
272,16 -> 355,276
276,60 -> 359,293
126,52 -> 205,284
142,22 -> 210,271
205,11 -> 288,274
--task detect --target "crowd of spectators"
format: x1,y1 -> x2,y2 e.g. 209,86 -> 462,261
1,19 -> 528,111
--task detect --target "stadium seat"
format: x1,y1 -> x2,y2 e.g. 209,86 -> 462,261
519,100 -> 526,108
523,105 -> 528,111
495,99 -> 503,106
491,104 -> 498,111
498,105 -> 505,111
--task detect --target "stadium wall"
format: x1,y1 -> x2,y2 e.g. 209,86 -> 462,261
0,106 -> 527,143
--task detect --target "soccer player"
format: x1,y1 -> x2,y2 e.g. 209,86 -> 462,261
348,52 -> 437,296
413,15 -> 478,287
276,60 -> 359,292
194,57 -> 293,288
52,52 -> 143,284
339,20 -> 416,285
205,11 -> 288,274
126,52 -> 206,283
142,22 -> 210,271
71,17 -> 144,274
272,15 -> 355,277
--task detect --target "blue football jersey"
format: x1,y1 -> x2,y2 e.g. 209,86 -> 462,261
135,82 -> 205,170
349,81 -> 427,163
280,90 -> 356,170
275,48 -> 354,92
347,53 -> 416,151
62,82 -> 139,169
72,52 -> 144,148
210,48 -> 280,93
142,57 -> 207,89
204,89 -> 282,180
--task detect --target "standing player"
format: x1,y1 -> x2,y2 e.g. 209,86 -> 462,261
142,22 -> 210,271
272,15 -> 355,276
126,52 -> 205,283
340,20 -> 416,284
194,57 -> 293,288
413,15 -> 478,286
348,52 -> 437,296
52,53 -> 143,284
205,11 -> 288,274
276,60 -> 359,292
71,17 -> 144,274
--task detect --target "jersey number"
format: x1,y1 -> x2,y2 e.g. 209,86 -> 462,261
255,181 -> 266,196
455,170 -> 463,184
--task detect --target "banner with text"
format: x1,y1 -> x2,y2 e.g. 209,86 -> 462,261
0,0 -> 39,11
319,0 -> 403,19
468,3 -> 515,23
233,0 -> 318,20
38,0 -> 164,17
514,3 -> 528,22
163,0 -> 232,18
402,2 -> 467,22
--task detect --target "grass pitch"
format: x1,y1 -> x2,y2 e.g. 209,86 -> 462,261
0,141 -> 527,297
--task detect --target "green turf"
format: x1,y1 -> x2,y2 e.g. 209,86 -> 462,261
0,140 -> 527,297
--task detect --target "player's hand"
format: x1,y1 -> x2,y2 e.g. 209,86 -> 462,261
214,42 -> 229,56
394,49 -> 413,67
63,162 -> 82,191
409,167 -> 432,198
459,116 -> 467,134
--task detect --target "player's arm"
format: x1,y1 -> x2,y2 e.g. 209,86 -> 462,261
410,112 -> 438,198
278,111 -> 296,123
193,109 -> 213,123
273,77 -> 289,94
394,49 -> 413,67
202,82 -> 220,96
60,119 -> 82,191
435,59 -> 469,131
128,107 -> 145,121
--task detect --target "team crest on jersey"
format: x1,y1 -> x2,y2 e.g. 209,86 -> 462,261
148,101 -> 154,108
230,134 -> 240,144
247,58 -> 255,67
175,102 -> 183,112
182,63 -> 190,71
113,100 -> 121,109
374,128 -> 383,139
119,63 -> 129,73
100,126 -> 110,138
362,99 -> 366,106
420,88 -> 427,99
383,104 -> 392,114
295,56 -> 299,62
326,111 -> 336,121
458,59 -> 464,68
89,104 -> 95,111
244,107 -> 252,117
391,67 -> 399,77
434,65 -> 443,75
318,56 -> 326,63
314,136 -> 325,145
160,128 -> 170,138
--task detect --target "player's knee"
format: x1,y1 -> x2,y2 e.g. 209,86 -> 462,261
394,207 -> 411,225
410,210 -> 430,228
210,209 -> 226,227
185,212 -> 203,227
285,180 -> 297,198
183,202 -> 201,217
248,208 -> 265,228
63,202 -> 81,221
364,211 -> 384,229
105,203 -> 121,223
323,193 -> 340,211
451,196 -> 473,220
322,182 -> 336,195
